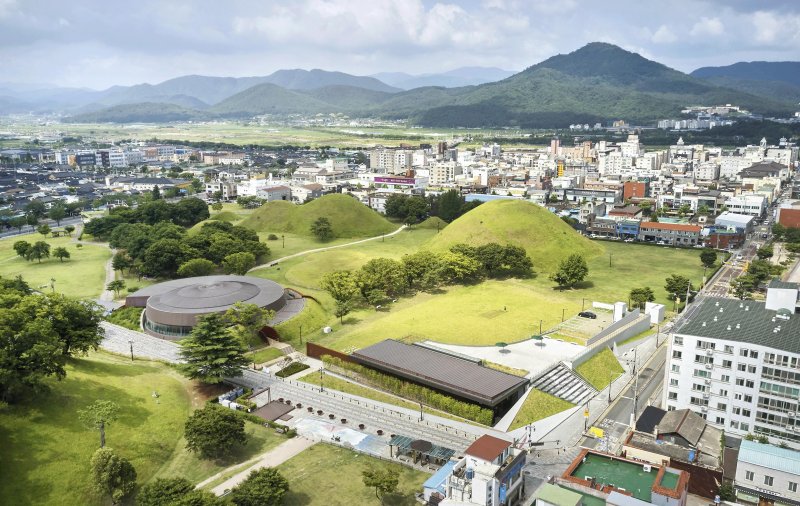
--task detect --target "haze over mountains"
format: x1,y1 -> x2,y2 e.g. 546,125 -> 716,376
370,67 -> 516,90
2,43 -> 797,128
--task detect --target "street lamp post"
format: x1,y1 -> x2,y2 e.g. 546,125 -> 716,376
282,234 -> 285,248
539,320 -> 543,335
299,324 -> 303,346
128,340 -> 134,361
562,308 -> 566,322
419,402 -> 424,422
319,367 -> 324,392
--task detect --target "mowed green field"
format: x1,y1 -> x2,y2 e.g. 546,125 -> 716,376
278,443 -> 428,506
254,225 -> 708,350
0,233 -> 110,299
0,352 -> 287,505
0,352 -> 191,505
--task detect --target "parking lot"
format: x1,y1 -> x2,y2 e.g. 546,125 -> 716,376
547,309 -> 614,344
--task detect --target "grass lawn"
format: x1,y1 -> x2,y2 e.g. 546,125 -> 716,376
483,361 -> 529,377
575,348 -> 625,390
508,389 -> 575,431
278,443 -> 428,506
300,372 -> 481,426
0,352 -> 191,506
151,421 -> 285,485
0,233 -> 110,299
245,346 -> 285,364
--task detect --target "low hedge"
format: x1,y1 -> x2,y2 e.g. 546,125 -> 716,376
276,362 -> 310,378
322,355 -> 493,425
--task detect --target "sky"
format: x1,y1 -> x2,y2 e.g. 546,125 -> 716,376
1,0 -> 799,90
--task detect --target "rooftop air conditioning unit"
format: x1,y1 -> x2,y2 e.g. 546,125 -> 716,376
703,394 -> 710,399
643,464 -> 652,473
706,349 -> 714,356
705,363 -> 713,369
701,406 -> 708,412
704,379 -> 712,385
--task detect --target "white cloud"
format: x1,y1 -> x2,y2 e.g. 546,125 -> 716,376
690,17 -> 724,37
651,25 -> 677,43
0,0 -> 16,18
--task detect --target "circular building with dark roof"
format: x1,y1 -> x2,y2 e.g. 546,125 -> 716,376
126,275 -> 289,340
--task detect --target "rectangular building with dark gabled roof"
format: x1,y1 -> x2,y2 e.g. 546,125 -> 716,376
350,339 -> 529,411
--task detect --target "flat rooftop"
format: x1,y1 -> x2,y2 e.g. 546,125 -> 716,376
351,339 -> 529,406
571,453 -> 659,502
676,297 -> 800,354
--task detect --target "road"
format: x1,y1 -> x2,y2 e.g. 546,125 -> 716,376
582,345 -> 666,452
0,215 -> 83,239
702,236 -> 760,298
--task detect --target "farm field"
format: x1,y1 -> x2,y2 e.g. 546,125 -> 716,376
0,232 -> 110,299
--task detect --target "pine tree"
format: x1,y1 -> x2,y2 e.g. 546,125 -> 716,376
178,314 -> 248,383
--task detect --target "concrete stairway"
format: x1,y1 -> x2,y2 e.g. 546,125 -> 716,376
530,362 -> 597,405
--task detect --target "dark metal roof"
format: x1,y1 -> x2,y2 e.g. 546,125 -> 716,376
675,297 -> 800,354
388,434 -> 455,461
636,406 -> 666,434
768,278 -> 799,290
351,340 -> 528,406
657,409 -> 705,446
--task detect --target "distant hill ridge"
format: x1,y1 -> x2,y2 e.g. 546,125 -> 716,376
64,42 -> 799,126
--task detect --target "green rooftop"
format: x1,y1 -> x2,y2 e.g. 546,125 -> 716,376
571,454 -> 658,502
659,471 -> 679,490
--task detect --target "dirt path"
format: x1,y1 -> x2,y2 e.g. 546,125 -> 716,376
198,437 -> 316,495
248,225 -> 407,273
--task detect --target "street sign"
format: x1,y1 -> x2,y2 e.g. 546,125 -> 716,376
584,408 -> 589,418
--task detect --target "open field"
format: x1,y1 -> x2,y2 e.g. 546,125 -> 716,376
252,228 -> 708,351
0,232 -> 111,299
508,389 -> 576,431
5,121 -> 483,148
575,348 -> 625,390
245,346 -> 285,364
277,442 -> 429,506
0,352 -> 191,505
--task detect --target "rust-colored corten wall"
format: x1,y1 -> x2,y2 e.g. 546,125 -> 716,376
306,342 -> 356,363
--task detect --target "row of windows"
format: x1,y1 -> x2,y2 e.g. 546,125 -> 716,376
764,353 -> 800,368
760,381 -> 800,399
757,396 -> 798,414
742,471 -> 797,492
762,366 -> 800,386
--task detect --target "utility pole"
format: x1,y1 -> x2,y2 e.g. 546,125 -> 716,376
128,340 -> 134,361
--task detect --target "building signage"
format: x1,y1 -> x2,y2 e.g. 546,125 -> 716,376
374,176 -> 415,185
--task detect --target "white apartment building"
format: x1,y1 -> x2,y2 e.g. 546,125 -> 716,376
726,194 -> 767,216
719,156 -> 754,179
734,440 -> 800,506
694,163 -> 720,181
206,181 -> 237,200
429,161 -> 463,185
664,282 -> 800,449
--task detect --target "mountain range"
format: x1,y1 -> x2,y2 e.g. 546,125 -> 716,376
690,62 -> 800,104
2,43 -> 797,127
370,67 -> 516,89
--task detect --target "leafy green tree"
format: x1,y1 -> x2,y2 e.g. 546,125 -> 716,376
718,483 -> 735,502
178,313 -> 248,384
137,477 -> 220,506
78,400 -> 120,448
230,467 -> 289,506
40,293 -> 105,356
700,249 -> 717,268
90,447 -> 136,504
224,302 -> 275,348
384,194 -> 409,220
550,254 -> 589,288
13,240 -> 30,258
37,223 -> 51,237
756,245 -> 774,260
53,246 -> 70,262
141,239 -> 199,278
320,270 -> 360,304
25,199 -> 46,219
26,241 -> 50,263
436,189 -> 466,222
438,251 -> 482,284
677,203 -> 692,216
25,212 -> 39,228
747,259 -> 774,286
111,251 -> 133,274
48,204 -> 66,225
358,258 -> 407,298
629,287 -> 655,309
401,251 -> 443,290
106,280 -> 126,298
310,216 -> 334,241
211,202 -> 223,211
177,258 -> 216,277
151,185 -> 161,200
731,275 -> 756,300
362,467 -> 400,502
402,196 -> 429,225
222,251 -> 256,275
697,204 -> 710,215
184,404 -> 247,459
771,223 -> 786,241
334,299 -> 353,324
366,289 -> 389,307
664,274 -> 693,301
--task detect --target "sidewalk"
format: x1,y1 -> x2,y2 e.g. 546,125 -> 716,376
206,437 -> 316,496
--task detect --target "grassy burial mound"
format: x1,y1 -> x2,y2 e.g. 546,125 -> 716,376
240,194 -> 398,238
426,199 -> 602,272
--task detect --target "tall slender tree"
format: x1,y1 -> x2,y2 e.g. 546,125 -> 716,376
178,313 -> 248,383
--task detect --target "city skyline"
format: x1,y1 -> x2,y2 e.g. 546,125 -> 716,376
0,0 -> 799,89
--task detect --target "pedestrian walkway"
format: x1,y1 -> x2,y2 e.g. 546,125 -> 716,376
206,437 -> 316,496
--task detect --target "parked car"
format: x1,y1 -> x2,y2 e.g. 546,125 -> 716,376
578,311 -> 597,319
624,238 -> 634,243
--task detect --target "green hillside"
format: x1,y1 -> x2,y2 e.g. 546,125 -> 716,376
68,102 -> 206,123
210,83 -> 336,116
426,199 -> 602,271
240,194 -> 398,238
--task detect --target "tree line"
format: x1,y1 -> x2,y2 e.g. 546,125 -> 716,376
383,189 -> 482,225
83,197 -> 210,239
321,242 -> 533,321
110,218 -> 269,279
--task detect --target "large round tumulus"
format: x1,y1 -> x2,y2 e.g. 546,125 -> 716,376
125,275 -> 288,340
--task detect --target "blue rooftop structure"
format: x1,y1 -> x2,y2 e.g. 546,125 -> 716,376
423,460 -> 457,499
738,440 -> 800,476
